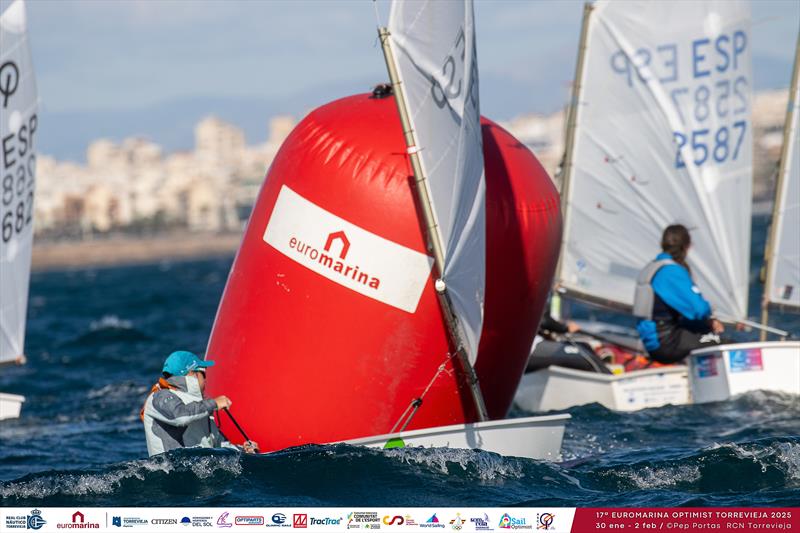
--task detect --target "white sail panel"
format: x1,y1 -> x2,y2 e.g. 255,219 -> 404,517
0,0 -> 37,363
388,0 -> 485,362
766,42 -> 800,309
559,0 -> 752,320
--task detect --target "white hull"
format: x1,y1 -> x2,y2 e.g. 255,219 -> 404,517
689,341 -> 800,403
0,392 -> 25,420
345,414 -> 570,461
514,365 -> 690,412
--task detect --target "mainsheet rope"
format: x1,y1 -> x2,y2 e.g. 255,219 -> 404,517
389,351 -> 457,434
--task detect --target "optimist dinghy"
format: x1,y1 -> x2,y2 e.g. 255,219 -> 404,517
0,0 -> 37,421
516,0 -> 764,412
688,36 -> 800,405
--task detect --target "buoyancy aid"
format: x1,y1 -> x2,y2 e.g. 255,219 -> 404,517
633,258 -> 676,319
140,377 -> 179,421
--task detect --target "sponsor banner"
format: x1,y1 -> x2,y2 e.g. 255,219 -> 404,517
2,508 -> 797,532
727,348 -> 764,373
695,353 -> 720,378
2,508 -> 575,532
263,185 -> 433,313
572,508 -> 799,531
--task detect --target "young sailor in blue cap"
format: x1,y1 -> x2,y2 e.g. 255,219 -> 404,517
141,351 -> 258,456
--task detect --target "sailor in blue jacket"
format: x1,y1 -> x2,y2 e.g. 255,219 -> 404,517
634,225 -> 724,364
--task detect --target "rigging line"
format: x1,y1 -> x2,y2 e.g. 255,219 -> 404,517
372,0 -> 382,30
371,1 -> 382,48
388,351 -> 457,434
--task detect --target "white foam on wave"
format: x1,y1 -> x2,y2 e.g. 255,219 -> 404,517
776,443 -> 800,484
0,452 -> 242,499
89,315 -> 133,331
709,440 -> 800,483
618,464 -> 701,489
382,447 -> 526,481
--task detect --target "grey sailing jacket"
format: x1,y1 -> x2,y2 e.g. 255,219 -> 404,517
142,375 -> 230,457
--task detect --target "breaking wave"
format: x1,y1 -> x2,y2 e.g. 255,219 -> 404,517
2,438 -> 798,507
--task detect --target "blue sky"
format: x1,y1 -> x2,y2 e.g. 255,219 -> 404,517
4,0 -> 799,159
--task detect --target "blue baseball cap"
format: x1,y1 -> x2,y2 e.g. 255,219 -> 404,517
162,351 -> 215,376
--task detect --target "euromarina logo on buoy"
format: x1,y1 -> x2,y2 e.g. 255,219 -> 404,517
263,185 -> 433,313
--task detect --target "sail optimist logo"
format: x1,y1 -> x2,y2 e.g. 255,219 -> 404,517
263,185 -> 433,313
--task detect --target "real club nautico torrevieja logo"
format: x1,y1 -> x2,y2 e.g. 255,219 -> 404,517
27,509 -> 46,530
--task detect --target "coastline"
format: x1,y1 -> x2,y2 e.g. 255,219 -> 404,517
31,232 -> 242,272
30,200 -> 776,272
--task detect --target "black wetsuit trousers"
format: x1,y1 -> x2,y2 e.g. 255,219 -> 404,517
648,325 -> 722,364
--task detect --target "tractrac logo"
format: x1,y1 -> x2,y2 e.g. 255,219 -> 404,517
382,515 -> 404,525
310,518 -> 343,526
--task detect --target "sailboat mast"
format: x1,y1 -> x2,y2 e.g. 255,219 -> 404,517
552,2 -> 594,314
378,26 -> 489,422
760,34 -> 800,341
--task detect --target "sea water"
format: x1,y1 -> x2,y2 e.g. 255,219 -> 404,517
0,215 -> 798,506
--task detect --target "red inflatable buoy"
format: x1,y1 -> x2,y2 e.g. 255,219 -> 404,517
206,93 -> 561,451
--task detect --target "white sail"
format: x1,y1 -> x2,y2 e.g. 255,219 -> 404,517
765,38 -> 800,310
387,0 -> 485,362
558,0 -> 752,320
0,0 -> 37,364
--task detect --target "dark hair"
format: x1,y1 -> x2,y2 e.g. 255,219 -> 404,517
162,372 -> 172,379
661,224 -> 691,270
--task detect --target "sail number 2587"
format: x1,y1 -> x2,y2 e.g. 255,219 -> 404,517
673,122 -> 747,168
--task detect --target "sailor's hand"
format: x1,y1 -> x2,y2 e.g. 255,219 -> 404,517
566,321 -> 581,334
214,396 -> 232,410
710,319 -> 725,334
243,440 -> 259,454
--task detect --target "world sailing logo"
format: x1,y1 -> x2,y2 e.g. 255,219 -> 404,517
421,514 -> 445,529
263,185 -> 432,313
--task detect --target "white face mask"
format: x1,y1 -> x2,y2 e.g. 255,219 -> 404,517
185,374 -> 202,397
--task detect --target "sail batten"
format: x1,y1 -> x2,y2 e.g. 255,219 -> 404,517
0,0 -> 37,365
386,0 -> 486,364
558,0 -> 753,321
